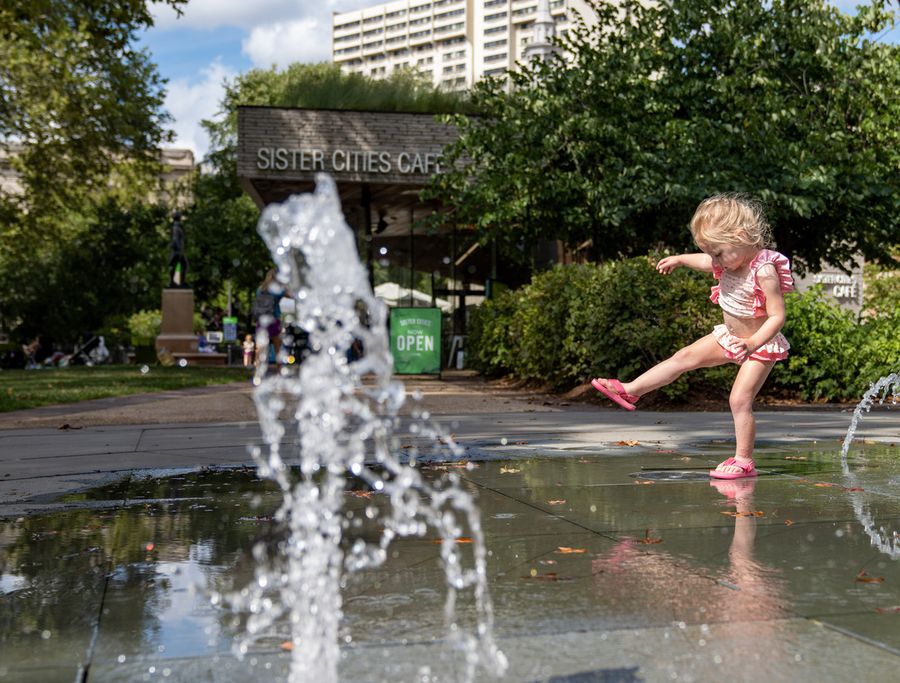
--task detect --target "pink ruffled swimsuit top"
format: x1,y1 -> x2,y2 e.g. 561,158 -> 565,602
710,249 -> 794,318
709,249 -> 794,362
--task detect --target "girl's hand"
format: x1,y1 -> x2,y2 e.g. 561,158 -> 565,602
656,255 -> 681,274
731,339 -> 752,363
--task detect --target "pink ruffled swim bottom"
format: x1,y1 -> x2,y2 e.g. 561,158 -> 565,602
713,324 -> 790,363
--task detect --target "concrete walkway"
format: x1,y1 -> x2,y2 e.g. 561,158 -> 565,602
0,373 -> 898,682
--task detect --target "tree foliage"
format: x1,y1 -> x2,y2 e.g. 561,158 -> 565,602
5,199 -> 169,344
429,0 -> 899,270
0,0 -> 186,342
0,0 -> 186,218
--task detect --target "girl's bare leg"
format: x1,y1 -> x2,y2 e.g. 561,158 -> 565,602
719,359 -> 775,472
620,335 -> 728,397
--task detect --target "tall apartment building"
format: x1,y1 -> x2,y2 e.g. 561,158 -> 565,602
332,0 -> 598,91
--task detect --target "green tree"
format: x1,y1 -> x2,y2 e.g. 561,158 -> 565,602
0,0 -> 186,217
0,0 -> 186,339
429,0 -> 899,270
8,199 -> 169,344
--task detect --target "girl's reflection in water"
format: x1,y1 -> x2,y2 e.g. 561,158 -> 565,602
590,477 -> 788,630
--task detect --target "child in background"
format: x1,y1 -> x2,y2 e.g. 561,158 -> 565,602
592,194 -> 793,480
242,334 -> 255,368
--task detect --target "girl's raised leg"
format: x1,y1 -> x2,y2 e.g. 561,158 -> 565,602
621,334 -> 728,397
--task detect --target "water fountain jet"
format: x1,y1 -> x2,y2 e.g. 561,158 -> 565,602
229,175 -> 506,682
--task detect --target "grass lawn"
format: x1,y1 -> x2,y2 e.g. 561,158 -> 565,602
0,365 -> 250,413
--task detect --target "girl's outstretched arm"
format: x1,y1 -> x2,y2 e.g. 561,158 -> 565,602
656,253 -> 713,274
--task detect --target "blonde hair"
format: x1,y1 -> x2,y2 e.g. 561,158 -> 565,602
689,193 -> 772,249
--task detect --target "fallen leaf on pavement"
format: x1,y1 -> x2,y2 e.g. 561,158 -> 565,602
500,466 -> 520,474
432,537 -> 473,544
547,500 -> 566,505
556,547 -> 587,554
616,440 -> 640,447
638,529 -> 663,544
856,570 -> 885,584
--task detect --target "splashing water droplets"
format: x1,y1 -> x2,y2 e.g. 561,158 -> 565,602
841,373 -> 900,558
229,175 -> 506,682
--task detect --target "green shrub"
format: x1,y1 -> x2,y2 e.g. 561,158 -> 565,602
128,309 -> 162,345
469,256 -> 721,397
568,256 -> 720,398
467,289 -> 520,376
469,257 -> 899,403
772,287 -> 900,401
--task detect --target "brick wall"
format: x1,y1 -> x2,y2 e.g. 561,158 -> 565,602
237,107 -> 460,186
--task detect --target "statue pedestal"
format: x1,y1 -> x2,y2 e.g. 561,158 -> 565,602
156,289 -> 226,366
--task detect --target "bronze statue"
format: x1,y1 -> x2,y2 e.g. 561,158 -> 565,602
168,211 -> 189,288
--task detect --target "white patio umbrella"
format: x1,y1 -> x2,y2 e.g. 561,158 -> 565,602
374,282 -> 452,313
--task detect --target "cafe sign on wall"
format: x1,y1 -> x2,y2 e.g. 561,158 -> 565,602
389,307 -> 441,375
256,147 -> 443,175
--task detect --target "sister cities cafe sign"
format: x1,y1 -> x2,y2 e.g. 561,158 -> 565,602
255,147 -> 443,176
237,107 -> 461,188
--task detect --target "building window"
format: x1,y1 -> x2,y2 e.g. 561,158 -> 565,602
484,25 -> 506,35
484,0 -> 506,7
363,16 -> 383,25
435,22 -> 464,34
410,3 -> 432,13
484,52 -> 507,63
485,11 -> 507,22
484,67 -> 507,76
334,20 -> 360,31
435,9 -> 465,21
484,39 -> 507,49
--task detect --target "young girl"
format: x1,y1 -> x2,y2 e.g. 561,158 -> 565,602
242,334 -> 255,368
592,194 -> 793,480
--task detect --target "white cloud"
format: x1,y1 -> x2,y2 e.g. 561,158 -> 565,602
242,18 -> 330,67
163,60 -> 236,160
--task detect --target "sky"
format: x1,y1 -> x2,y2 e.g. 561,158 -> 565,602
138,0 -> 896,161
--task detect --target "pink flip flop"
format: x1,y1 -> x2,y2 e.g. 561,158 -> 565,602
709,457 -> 758,480
709,477 -> 757,499
591,378 -> 638,411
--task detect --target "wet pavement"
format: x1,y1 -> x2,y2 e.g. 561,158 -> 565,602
0,387 -> 898,682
